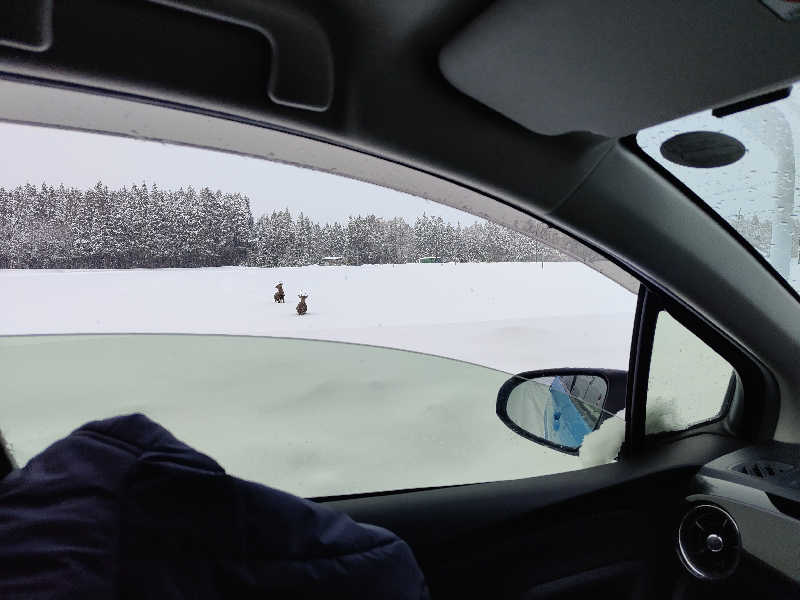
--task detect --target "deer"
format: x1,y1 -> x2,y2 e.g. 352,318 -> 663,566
274,282 -> 285,303
296,294 -> 308,315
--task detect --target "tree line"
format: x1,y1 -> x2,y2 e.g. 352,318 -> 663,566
249,209 -> 579,267
0,181 -> 605,269
0,182 -> 252,268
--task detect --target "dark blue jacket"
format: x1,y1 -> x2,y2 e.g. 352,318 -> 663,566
0,414 -> 430,599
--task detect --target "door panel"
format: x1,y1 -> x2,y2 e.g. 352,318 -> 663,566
323,434 -> 745,599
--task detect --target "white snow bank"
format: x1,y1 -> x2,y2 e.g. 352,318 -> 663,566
643,398 -> 690,435
579,410 -> 626,467
579,400 -> 695,467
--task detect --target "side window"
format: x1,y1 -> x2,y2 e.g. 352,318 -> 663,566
0,121 -> 639,497
646,311 -> 734,434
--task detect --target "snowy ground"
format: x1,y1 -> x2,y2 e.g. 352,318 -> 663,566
0,263 -> 636,372
0,263 -> 637,496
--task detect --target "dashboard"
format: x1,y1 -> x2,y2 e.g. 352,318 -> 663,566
678,441 -> 800,594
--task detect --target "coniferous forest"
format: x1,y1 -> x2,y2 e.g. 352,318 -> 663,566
0,182 -> 596,269
15,182 -> 798,269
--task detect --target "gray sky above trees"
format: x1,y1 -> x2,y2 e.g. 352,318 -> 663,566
0,122 -> 480,225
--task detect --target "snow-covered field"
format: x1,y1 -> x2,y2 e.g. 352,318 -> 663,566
0,262 -> 636,372
0,263 -> 637,496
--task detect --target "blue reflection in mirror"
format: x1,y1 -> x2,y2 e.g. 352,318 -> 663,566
547,377 -> 593,448
504,374 -> 606,450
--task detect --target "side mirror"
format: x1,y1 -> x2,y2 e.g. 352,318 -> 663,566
496,369 -> 627,454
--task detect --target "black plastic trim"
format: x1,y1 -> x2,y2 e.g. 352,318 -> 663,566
712,87 -> 791,118
624,286 -> 657,457
146,0 -> 334,111
768,494 -> 800,520
311,482 -> 472,504
323,433 -> 747,543
0,0 -> 53,52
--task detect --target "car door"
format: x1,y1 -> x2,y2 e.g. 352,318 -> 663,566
322,284 -> 775,600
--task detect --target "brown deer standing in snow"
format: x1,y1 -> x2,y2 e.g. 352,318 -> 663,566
296,294 -> 308,315
274,282 -> 285,303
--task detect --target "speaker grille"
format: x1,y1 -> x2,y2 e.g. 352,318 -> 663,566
732,460 -> 793,479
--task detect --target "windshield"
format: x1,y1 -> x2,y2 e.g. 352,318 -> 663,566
637,85 -> 800,292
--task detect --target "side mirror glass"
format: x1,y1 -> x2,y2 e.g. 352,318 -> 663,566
496,371 -> 615,454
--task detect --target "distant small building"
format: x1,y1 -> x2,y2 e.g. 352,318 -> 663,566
417,256 -> 442,264
320,256 -> 345,266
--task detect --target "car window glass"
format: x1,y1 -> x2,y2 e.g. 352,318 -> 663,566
646,311 -> 734,434
0,122 -> 637,496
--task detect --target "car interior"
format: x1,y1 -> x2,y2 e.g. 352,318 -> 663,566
2,0 -> 800,598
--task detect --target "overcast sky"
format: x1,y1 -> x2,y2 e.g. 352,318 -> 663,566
0,122 -> 479,225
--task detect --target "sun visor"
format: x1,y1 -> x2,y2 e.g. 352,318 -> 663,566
439,0 -> 800,137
